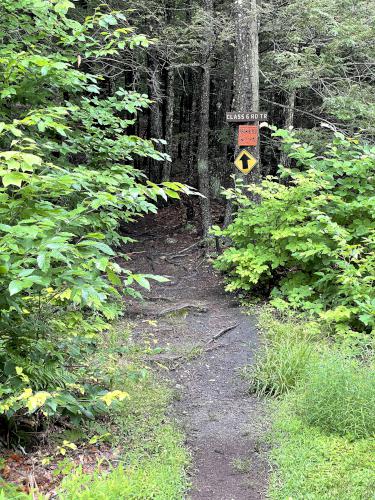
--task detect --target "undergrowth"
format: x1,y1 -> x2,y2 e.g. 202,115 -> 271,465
214,131 -> 375,337
295,351 -> 375,439
247,310 -> 321,397
251,308 -> 375,499
58,372 -> 189,499
0,323 -> 190,499
269,399 -> 375,500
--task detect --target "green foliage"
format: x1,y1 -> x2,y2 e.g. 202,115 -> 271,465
254,309 -> 375,499
214,130 -> 375,336
0,326 -> 190,498
57,325 -> 190,500
296,351 -> 375,439
269,399 -> 375,500
58,427 -> 188,500
262,0 -> 375,135
247,309 -> 319,397
0,0 -> 197,434
0,313 -> 131,439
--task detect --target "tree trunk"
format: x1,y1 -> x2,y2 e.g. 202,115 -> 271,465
162,67 -> 175,181
232,0 -> 260,181
280,89 -> 296,166
187,70 -> 198,184
196,0 -> 214,237
197,64 -> 212,236
148,51 -> 164,182
224,0 -> 260,225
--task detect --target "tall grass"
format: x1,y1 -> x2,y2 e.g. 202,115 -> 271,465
252,308 -> 375,499
269,399 -> 375,500
296,351 -> 375,439
248,310 -> 320,397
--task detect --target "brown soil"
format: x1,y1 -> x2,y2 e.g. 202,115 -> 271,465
126,206 -> 269,500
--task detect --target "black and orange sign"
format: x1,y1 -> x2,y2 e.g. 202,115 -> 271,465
238,125 -> 258,146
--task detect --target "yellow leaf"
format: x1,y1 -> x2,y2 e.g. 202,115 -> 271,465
100,390 -> 130,406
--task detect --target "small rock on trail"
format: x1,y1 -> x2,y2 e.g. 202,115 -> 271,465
125,207 -> 269,500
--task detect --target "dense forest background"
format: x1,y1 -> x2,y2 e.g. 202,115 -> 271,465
121,0 -> 375,184
75,0 -> 375,233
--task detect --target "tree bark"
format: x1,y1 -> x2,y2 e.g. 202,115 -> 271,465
280,89 -> 296,167
148,51 -> 164,182
187,70 -> 198,184
224,0 -> 260,225
197,64 -> 212,236
232,0 -> 260,181
162,66 -> 175,181
196,0 -> 214,237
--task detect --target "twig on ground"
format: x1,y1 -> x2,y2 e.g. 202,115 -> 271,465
205,324 -> 239,345
163,240 -> 202,257
149,324 -> 240,371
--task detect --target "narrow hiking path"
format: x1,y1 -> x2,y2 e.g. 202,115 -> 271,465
125,207 -> 269,500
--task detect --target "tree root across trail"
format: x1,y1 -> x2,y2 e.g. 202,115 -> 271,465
125,207 -> 269,500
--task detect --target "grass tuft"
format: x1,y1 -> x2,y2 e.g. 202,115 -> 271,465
247,309 -> 320,397
269,399 -> 375,500
251,308 -> 375,499
296,350 -> 375,439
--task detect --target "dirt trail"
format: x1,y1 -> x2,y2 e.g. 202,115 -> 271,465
126,207 -> 268,500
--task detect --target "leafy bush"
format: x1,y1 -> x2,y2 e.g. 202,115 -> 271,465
0,327 -> 190,498
214,131 -> 375,336
296,351 -> 375,439
0,1 -> 196,436
247,309 -> 320,396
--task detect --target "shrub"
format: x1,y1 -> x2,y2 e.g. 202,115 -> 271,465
296,350 -> 375,439
214,131 -> 375,336
0,0 -> 196,437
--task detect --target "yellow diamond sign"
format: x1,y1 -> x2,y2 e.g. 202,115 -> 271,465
234,149 -> 257,174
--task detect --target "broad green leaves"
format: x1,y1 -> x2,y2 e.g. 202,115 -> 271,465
0,0 -> 193,430
215,130 -> 375,336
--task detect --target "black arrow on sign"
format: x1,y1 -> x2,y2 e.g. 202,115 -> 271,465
240,155 -> 249,170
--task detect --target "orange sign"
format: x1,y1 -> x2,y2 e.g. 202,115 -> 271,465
238,125 -> 258,146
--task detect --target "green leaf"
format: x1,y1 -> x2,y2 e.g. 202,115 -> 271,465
77,241 -> 115,256
107,269 -> 122,286
2,172 -> 26,187
164,189 -> 180,199
133,275 -> 150,290
144,274 -> 170,283
9,279 -> 32,296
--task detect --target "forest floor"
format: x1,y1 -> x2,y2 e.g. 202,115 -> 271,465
125,205 -> 269,500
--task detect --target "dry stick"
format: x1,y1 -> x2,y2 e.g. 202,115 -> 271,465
169,324 -> 240,371
205,324 -> 239,345
164,240 -> 202,257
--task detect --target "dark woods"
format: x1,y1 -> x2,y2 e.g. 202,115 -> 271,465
103,0 -> 374,204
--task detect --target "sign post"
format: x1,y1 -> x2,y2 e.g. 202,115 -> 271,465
226,110 -> 267,176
